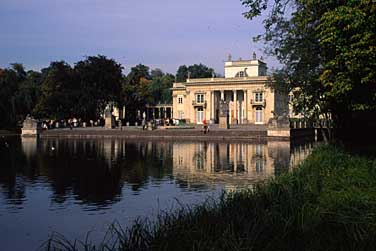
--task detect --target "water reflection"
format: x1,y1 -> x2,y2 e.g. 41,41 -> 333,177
0,137 -> 316,208
172,141 -> 313,191
0,137 -> 317,251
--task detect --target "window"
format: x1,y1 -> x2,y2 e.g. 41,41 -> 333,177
255,92 -> 263,102
239,71 -> 245,77
178,97 -> 183,104
196,94 -> 204,103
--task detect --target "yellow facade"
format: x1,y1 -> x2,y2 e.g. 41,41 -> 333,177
172,57 -> 288,125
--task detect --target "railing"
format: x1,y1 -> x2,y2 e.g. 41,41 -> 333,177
192,100 -> 207,108
289,118 -> 332,129
250,99 -> 266,107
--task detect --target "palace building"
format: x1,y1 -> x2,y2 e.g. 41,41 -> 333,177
172,53 -> 288,125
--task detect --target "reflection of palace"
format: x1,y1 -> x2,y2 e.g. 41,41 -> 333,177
172,141 -> 315,186
172,142 -> 281,183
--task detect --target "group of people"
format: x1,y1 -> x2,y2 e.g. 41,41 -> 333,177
40,117 -> 105,130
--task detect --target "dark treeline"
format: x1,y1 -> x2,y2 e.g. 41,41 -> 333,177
0,56 -> 215,128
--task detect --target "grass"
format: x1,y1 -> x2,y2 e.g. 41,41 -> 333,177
44,145 -> 376,251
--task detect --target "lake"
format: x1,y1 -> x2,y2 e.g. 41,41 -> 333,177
0,137 -> 315,251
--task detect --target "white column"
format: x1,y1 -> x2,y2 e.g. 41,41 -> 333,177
211,91 -> 215,121
244,90 -> 248,123
233,90 -> 237,124
221,90 -> 224,101
234,144 -> 238,172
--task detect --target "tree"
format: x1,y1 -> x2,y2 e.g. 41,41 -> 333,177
0,64 -> 43,128
148,70 -> 174,105
176,64 -> 215,82
14,70 -> 42,120
122,64 -> 151,122
0,65 -> 22,127
150,68 -> 164,79
318,1 -> 376,117
33,61 -> 76,119
241,0 -> 376,138
74,55 -> 123,120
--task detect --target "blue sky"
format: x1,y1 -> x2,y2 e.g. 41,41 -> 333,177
0,0 -> 278,75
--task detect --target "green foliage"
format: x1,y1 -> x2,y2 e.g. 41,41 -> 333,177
33,61 -> 76,119
44,145 -> 376,250
0,57 -> 214,127
122,64 -> 151,122
148,71 -> 174,104
74,55 -> 123,120
122,65 -> 175,122
0,67 -> 20,127
318,1 -> 376,112
176,64 -> 215,82
241,0 -> 376,128
1,56 -> 124,125
0,64 -> 41,128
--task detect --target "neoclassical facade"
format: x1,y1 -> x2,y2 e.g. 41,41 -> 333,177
172,55 -> 288,125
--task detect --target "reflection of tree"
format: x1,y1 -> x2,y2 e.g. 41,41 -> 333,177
0,137 -> 35,205
120,142 -> 173,191
268,143 -> 291,176
38,139 -> 124,206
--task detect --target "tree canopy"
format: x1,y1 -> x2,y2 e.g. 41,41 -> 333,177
33,61 -> 76,119
0,56 -> 215,128
74,55 -> 123,120
0,64 -> 42,128
176,64 -> 215,82
242,0 -> 376,129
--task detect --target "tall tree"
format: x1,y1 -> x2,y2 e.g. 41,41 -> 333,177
14,70 -> 42,119
318,1 -> 376,119
74,55 -> 123,120
33,61 -> 76,119
0,65 -> 43,127
123,64 -> 151,122
149,69 -> 174,105
242,0 -> 376,135
0,65 -> 23,127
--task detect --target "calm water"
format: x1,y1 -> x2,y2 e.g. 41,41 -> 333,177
0,137 -> 315,251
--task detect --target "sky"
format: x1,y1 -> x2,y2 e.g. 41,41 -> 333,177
0,0 -> 279,75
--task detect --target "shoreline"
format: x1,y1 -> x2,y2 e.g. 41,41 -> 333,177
3,126 -> 317,142
38,127 -> 287,141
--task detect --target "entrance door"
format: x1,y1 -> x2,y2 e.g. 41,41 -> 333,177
255,107 -> 263,124
196,107 -> 204,124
